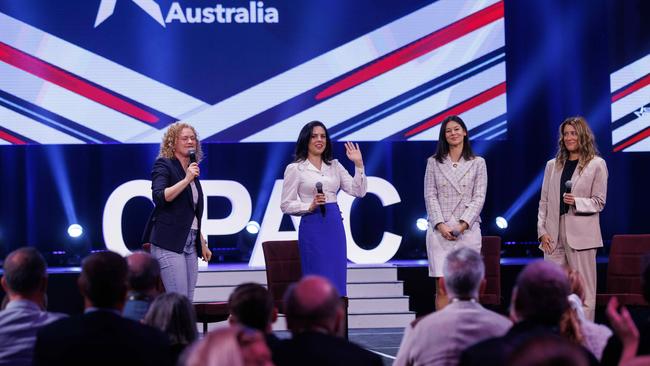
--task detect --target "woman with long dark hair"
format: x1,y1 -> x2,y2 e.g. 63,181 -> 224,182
538,116 -> 607,321
280,121 -> 367,295
424,115 -> 487,309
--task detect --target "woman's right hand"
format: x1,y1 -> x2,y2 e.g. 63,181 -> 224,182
185,162 -> 200,182
309,193 -> 326,212
539,234 -> 553,254
436,223 -> 456,241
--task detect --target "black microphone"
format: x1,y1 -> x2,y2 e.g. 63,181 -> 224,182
189,149 -> 196,164
564,180 -> 572,212
315,182 -> 326,217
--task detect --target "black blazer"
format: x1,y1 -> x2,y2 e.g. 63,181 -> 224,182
33,310 -> 172,366
142,157 -> 204,255
459,321 -> 599,366
272,331 -> 383,366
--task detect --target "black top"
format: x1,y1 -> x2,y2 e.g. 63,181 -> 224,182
459,321 -> 599,366
272,331 -> 383,366
560,159 -> 579,216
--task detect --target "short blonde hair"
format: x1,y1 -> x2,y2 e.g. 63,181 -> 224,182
158,122 -> 203,162
183,327 -> 244,366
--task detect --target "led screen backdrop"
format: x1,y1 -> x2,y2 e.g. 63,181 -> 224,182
7,0 -> 650,265
0,0 -> 508,144
609,53 -> 650,152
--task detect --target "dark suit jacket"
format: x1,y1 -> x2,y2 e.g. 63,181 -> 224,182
459,321 -> 599,366
142,157 -> 204,254
272,331 -> 383,366
33,310 -> 172,366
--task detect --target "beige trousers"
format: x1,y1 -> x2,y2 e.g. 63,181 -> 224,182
544,215 -> 597,321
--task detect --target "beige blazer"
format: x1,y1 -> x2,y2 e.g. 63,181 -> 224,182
394,300 -> 511,366
537,156 -> 608,251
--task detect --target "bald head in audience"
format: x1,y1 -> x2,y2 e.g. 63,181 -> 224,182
284,275 -> 343,336
1,247 -> 48,308
126,251 -> 161,297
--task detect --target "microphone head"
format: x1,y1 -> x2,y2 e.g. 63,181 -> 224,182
451,229 -> 460,237
189,149 -> 196,164
315,182 -> 323,191
565,180 -> 572,190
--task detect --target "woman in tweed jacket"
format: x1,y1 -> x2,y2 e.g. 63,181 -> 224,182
424,115 -> 487,309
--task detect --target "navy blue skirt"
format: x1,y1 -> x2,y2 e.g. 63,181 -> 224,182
298,202 -> 347,295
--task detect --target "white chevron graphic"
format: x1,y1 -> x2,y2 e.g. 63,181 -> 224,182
95,0 -> 166,28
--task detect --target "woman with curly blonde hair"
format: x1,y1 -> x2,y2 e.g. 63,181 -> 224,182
538,116 -> 608,321
142,122 -> 211,301
560,268 -> 612,360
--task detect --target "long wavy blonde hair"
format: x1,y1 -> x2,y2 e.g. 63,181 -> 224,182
559,268 -> 585,345
555,116 -> 599,172
158,122 -> 203,162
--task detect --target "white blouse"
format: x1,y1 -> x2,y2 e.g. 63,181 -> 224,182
280,159 -> 367,216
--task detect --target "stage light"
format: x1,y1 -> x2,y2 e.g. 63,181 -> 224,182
416,218 -> 428,231
495,217 -> 508,230
246,221 -> 260,234
67,224 -> 83,238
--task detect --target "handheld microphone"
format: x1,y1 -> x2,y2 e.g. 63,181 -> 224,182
189,149 -> 197,164
451,229 -> 460,237
315,182 -> 326,217
564,180 -> 573,212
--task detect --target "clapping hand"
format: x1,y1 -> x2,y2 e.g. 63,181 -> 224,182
345,142 -> 364,168
605,297 -> 650,366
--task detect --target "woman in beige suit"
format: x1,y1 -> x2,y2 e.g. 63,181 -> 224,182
424,115 -> 487,309
538,116 -> 608,321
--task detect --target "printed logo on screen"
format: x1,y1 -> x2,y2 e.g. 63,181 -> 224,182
95,0 -> 279,28
634,106 -> 649,118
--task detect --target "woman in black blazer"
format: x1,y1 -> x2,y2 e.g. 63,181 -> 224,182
142,122 -> 211,301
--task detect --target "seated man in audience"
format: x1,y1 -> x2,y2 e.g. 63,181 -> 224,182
0,247 -> 66,366
601,253 -> 650,365
273,275 -> 383,366
394,247 -> 512,366
459,260 -> 598,366
123,251 -> 162,321
33,251 -> 172,366
228,282 -> 280,349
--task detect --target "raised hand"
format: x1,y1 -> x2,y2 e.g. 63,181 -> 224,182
345,141 -> 364,168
